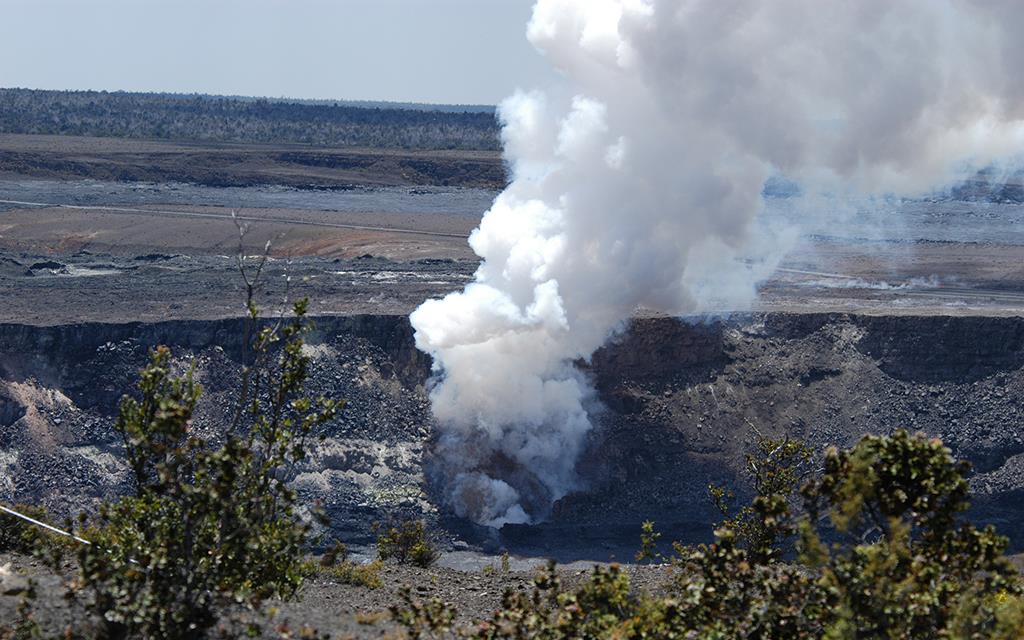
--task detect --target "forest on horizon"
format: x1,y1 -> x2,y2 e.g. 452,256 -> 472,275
0,88 -> 501,151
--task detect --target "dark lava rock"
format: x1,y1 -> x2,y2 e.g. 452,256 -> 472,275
3,312 -> 1024,555
27,260 -> 65,271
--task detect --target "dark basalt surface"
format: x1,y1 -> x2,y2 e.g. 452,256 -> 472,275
2,312 -> 1023,557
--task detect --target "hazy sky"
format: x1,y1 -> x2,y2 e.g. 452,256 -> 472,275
1,0 -> 557,105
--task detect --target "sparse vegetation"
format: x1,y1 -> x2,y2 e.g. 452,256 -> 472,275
376,519 -> 439,568
387,430 -> 1024,639
390,586 -> 456,639
326,560 -> 384,590
355,610 -> 389,626
310,542 -> 384,589
0,504 -> 73,566
483,551 -> 513,575
634,520 -> 662,563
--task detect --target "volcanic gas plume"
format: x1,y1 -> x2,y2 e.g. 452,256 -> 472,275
410,0 -> 1024,527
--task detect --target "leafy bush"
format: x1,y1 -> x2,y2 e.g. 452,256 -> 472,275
634,520 -> 662,563
1,503 -> 52,555
390,586 -> 456,640
325,560 -> 384,590
390,429 -> 1024,639
483,562 -> 634,639
72,298 -> 340,639
376,520 -> 438,568
800,430 -> 1024,638
709,434 -> 813,563
308,543 -> 383,589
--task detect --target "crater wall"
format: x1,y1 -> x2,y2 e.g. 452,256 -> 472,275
1,312 -> 1022,554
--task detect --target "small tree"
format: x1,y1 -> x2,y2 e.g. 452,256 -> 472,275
709,433 -> 813,564
74,299 -> 339,639
634,520 -> 662,563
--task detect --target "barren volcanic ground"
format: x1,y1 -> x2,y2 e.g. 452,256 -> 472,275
0,133 -> 506,190
3,136 -> 1024,634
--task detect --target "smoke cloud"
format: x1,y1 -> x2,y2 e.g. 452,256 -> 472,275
410,0 -> 1024,527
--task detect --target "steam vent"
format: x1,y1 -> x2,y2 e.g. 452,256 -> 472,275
5,0 -> 1024,636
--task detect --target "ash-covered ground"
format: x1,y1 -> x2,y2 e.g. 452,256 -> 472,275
4,168 -> 1024,324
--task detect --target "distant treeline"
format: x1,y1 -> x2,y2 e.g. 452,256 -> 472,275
0,88 -> 501,150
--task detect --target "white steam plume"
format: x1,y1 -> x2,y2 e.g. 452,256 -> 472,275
410,0 -> 1024,527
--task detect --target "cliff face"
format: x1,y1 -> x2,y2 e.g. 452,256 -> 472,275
1,313 -> 1023,552
542,313 -> 1024,555
0,315 -> 429,390
0,315 -> 434,543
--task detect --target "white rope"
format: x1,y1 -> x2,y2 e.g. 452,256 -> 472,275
1,504 -> 91,546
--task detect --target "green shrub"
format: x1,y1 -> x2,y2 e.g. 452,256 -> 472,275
634,520 -> 662,563
390,586 -> 456,639
326,560 -> 384,589
800,430 -> 1024,638
307,543 -> 383,589
0,503 -> 51,555
388,429 -> 1024,639
0,503 -> 73,565
708,434 -> 813,564
376,520 -> 438,568
72,298 -> 340,639
452,561 -> 640,639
